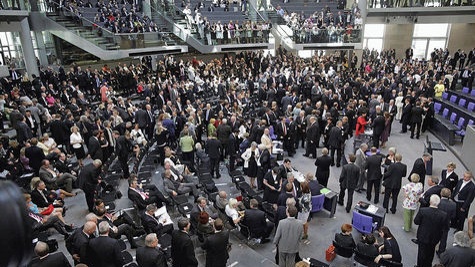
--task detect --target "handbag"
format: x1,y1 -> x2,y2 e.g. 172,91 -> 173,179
40,204 -> 54,215
325,244 -> 336,262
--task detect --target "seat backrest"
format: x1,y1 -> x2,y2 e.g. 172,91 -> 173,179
459,98 -> 467,107
442,108 -> 449,118
434,102 -> 442,114
468,119 -> 474,126
468,102 -> 475,112
449,112 -> 457,124
310,194 -> 325,213
352,211 -> 374,234
122,250 -> 134,264
462,87 -> 470,94
442,92 -> 449,100
449,95 -> 457,103
333,240 -> 354,258
457,117 -> 465,128
472,90 -> 475,97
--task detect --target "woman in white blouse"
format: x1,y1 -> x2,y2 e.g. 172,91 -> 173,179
130,123 -> 147,146
70,125 -> 85,166
241,142 -> 260,189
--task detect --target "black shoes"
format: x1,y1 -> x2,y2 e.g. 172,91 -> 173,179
411,238 -> 419,244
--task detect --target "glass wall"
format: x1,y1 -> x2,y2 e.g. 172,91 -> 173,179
363,24 -> 385,52
411,23 -> 449,60
0,32 -> 25,68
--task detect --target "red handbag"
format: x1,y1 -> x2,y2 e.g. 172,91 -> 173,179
40,204 -> 54,216
325,244 -> 336,262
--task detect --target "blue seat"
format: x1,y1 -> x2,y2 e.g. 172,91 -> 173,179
442,92 -> 449,100
269,125 -> 277,140
458,98 -> 467,108
456,117 -> 465,130
352,210 -> 375,234
442,108 -> 449,118
434,102 -> 442,114
472,90 -> 475,97
462,87 -> 470,94
468,102 -> 475,112
449,95 -> 457,103
310,194 -> 325,213
456,119 -> 474,141
449,112 -> 457,124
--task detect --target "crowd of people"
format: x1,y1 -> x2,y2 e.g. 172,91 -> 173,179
1,41 -> 475,266
367,0 -> 475,8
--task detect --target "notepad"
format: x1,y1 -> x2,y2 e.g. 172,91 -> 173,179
366,204 -> 378,214
320,188 -> 331,195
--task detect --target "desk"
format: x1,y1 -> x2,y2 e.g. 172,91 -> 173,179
424,135 -> 447,175
354,202 -> 385,230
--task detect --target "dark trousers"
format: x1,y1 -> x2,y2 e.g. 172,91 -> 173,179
330,146 -> 342,166
229,154 -> 236,172
401,119 -> 409,133
372,134 -> 381,148
338,186 -> 355,211
411,122 -> 422,138
209,157 -> 220,177
119,156 -> 130,179
305,140 -> 317,158
417,242 -> 436,267
110,224 -> 138,247
439,229 -> 449,253
85,190 -> 95,212
454,203 -> 468,231
383,188 -> 400,213
295,132 -> 305,148
366,179 -> 380,203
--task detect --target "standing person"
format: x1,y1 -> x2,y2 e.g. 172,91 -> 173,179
201,218 -> 230,267
179,131 -> 195,172
263,167 -> 282,205
31,241 -> 72,267
338,154 -> 360,213
87,221 -> 126,267
409,153 -> 431,190
136,233 -> 168,267
70,125 -> 85,166
440,231 -> 475,267
304,116 -> 318,158
327,120 -> 344,167
380,112 -> 391,148
371,112 -> 385,149
413,195 -> 449,267
401,173 -> 423,232
364,147 -> 383,204
257,143 -> 271,191
355,143 -> 368,193
273,206 -> 303,267
228,129 -> 239,173
114,130 -> 132,179
374,226 -> 402,265
452,171 -> 475,231
410,101 -> 424,139
440,162 -> 459,193
297,182 -> 312,239
241,142 -> 260,188
400,97 -> 412,134
79,159 -> 102,212
314,148 -> 332,187
171,218 -> 198,267
205,133 -> 222,178
355,111 -> 369,137
437,188 -> 457,255
382,153 -> 407,214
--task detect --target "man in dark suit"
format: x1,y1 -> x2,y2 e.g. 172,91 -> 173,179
314,147 -> 332,187
136,233 -> 168,267
440,162 -> 459,193
282,172 -> 302,198
205,133 -> 221,178
241,199 -> 274,242
452,171 -> 475,231
364,147 -> 383,204
419,176 -> 443,207
440,231 -> 475,267
141,204 -> 174,236
414,195 -> 449,267
87,221 -> 125,267
437,188 -> 457,255
400,98 -> 412,133
227,129 -> 239,172
327,120 -> 344,167
371,111 -> 385,148
338,154 -> 361,213
409,153 -> 431,190
49,114 -> 70,152
135,106 -> 149,129
382,153 -> 407,214
88,130 -> 103,161
410,101 -> 424,139
65,221 -> 97,265
305,116 -> 319,158
31,241 -> 71,267
171,218 -> 198,267
216,118 -> 232,160
25,138 -> 46,175
276,116 -> 294,157
128,176 -> 168,211
201,218 -> 230,267
79,160 -> 102,212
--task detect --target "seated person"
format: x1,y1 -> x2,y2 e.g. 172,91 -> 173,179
225,198 -> 244,226
306,173 -> 323,196
375,226 -> 402,264
28,209 -> 72,239
25,193 -> 67,226
30,179 -> 73,209
277,183 -> 296,207
334,223 -> 356,249
215,190 -> 229,210
195,143 -> 210,169
241,199 -> 274,243
93,199 -> 142,230
38,159 -> 76,193
164,147 -> 193,175
163,169 -> 199,199
128,175 -> 169,210
164,161 -> 194,183
197,211 -> 215,238
141,204 -> 174,236
96,207 -> 143,249
355,234 -> 379,267
190,197 -> 218,229
54,153 -> 78,178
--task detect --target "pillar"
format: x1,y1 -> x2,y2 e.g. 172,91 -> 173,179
35,31 -> 48,66
19,18 -> 39,76
143,0 -> 152,18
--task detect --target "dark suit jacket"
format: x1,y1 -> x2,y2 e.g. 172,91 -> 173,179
141,212 -> 166,235
171,230 -> 198,267
440,170 -> 459,192
128,188 -> 150,210
409,158 -> 426,182
339,163 -> 360,189
88,136 -> 103,161
420,185 -> 443,207
382,162 -> 407,189
327,126 -> 343,148
364,154 -> 383,181
87,235 -> 125,267
410,106 -> 424,123
30,189 -> 53,208
282,179 -> 302,198
414,207 -> 448,245
201,230 -> 229,267
25,146 -> 45,172
306,122 -> 319,141
315,155 -> 332,179
440,245 -> 475,267
205,138 -> 221,159
438,198 -> 456,225
135,109 -> 148,128
65,228 -> 92,264
17,121 -> 33,144
30,252 -> 71,267
242,208 -> 268,237
372,115 -> 386,136
401,103 -> 412,123
452,180 -> 475,211
136,246 -> 168,267
227,133 -> 238,156
79,163 -> 100,192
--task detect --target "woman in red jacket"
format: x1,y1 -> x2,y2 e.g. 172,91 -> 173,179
355,112 -> 369,137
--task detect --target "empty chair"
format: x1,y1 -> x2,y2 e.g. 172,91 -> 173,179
458,98 -> 467,108
352,211 -> 375,234
449,95 -> 457,103
456,119 -> 474,141
442,108 -> 449,118
310,194 -> 325,213
449,112 -> 457,124
468,102 -> 475,112
434,102 -> 442,114
472,90 -> 475,97
456,117 -> 466,130
462,87 -> 470,94
442,92 -> 449,100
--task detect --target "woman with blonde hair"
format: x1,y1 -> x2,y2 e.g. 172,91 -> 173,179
70,125 -> 85,166
241,141 -> 260,188
401,173 -> 423,231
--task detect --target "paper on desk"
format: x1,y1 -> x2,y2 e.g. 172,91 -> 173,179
366,204 -> 378,214
154,206 -> 173,225
320,188 -> 331,195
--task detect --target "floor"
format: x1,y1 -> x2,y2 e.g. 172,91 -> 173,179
53,119 -> 473,267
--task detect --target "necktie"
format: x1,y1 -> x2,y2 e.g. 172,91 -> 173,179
40,190 -> 48,203
283,123 -> 286,135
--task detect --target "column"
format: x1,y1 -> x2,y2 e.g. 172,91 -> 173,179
35,31 -> 48,66
19,18 -> 39,76
143,0 -> 152,18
